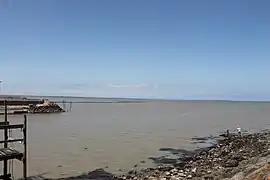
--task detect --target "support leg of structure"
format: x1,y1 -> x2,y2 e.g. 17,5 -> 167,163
3,100 -> 8,179
23,115 -> 27,180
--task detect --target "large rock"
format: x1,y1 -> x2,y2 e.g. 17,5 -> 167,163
29,101 -> 65,114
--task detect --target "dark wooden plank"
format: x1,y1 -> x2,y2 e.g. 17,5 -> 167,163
0,122 -> 9,126
0,138 -> 23,144
0,124 -> 24,130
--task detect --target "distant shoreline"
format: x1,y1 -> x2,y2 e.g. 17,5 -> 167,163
0,94 -> 270,103
0,95 -> 147,104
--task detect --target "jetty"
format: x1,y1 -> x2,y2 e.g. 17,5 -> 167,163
0,100 -> 27,179
0,98 -> 65,115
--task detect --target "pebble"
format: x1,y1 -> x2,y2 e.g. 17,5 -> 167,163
178,173 -> 186,177
187,174 -> 193,179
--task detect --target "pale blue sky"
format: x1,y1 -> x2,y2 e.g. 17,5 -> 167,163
0,0 -> 270,100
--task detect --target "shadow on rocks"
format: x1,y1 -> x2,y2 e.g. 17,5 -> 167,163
148,147 -> 205,167
147,135 -> 221,167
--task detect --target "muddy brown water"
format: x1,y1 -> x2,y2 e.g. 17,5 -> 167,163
0,100 -> 270,179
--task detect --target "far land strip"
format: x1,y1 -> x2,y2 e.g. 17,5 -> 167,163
0,96 -> 146,115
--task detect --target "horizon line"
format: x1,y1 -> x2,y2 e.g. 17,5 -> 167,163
0,94 -> 270,103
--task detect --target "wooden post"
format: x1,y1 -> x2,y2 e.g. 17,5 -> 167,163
62,100 -> 66,112
3,100 -> 8,178
23,115 -> 27,180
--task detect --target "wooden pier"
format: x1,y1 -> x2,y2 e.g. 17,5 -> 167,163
0,98 -> 66,115
0,99 -> 41,106
0,100 -> 27,179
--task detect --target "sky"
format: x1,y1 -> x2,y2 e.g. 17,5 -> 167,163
0,0 -> 270,100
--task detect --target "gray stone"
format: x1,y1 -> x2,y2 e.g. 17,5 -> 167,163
230,172 -> 244,180
178,173 -> 186,177
225,160 -> 239,167
165,171 -> 170,176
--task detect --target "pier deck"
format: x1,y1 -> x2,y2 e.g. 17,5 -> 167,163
0,99 -> 41,106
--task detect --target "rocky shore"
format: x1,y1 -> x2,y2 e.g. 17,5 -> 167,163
115,130 -> 270,180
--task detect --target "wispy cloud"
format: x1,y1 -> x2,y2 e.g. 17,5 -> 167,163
107,83 -> 149,88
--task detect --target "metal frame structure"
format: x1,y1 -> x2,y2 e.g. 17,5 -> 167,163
0,100 -> 27,180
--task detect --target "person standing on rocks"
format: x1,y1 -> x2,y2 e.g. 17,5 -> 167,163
237,126 -> 241,136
